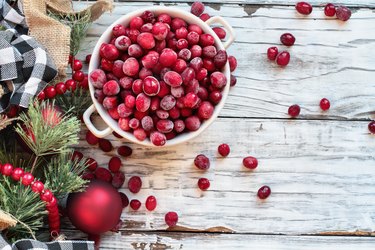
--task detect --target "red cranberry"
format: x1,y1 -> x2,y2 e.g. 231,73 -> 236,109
176,27 -> 188,39
155,39 -> 167,53
171,86 -> 184,98
150,96 -> 161,111
136,93 -> 151,112
191,1 -> 205,16
280,33 -> 295,46
117,103 -> 133,118
198,178 -> 210,190
178,48 -> 192,61
103,96 -> 118,110
186,32 -> 199,46
243,156 -> 258,169
213,50 -> 228,69
129,118 -> 140,129
203,58 -> 216,72
169,107 -> 180,119
139,67 -> 153,79
89,69 -> 107,88
200,34 -> 215,47
210,72 -> 227,89
94,89 -> 105,103
181,67 -> 195,85
156,119 -> 174,133
320,98 -> 330,111
85,158 -> 98,171
123,57 -> 140,76
72,59 -> 83,71
209,90 -> 222,104
212,27 -> 226,39
71,150 -> 83,162
156,109 -> 169,119
160,67 -> 171,80
82,172 -> 95,180
267,47 -> 278,60
143,76 -> 160,96
11,168 -> 24,181
134,128 -> 147,141
109,156 -> 122,173
119,192 -> 129,208
288,104 -> 301,118
336,6 -> 351,21
165,211 -> 178,227
112,172 -> 125,189
125,95 -> 136,109
100,44 -> 120,61
141,10 -> 155,23
324,3 -> 336,17
140,116 -> 153,131
257,185 -> 271,199
176,39 -> 189,50
142,51 -> 159,69
173,59 -> 188,73
171,18 -> 187,31
164,71 -> 183,87
132,79 -> 143,95
228,56 -> 237,72
141,23 -> 154,32
157,13 -> 172,24
137,32 -> 155,49
119,117 -> 131,131
112,24 -> 126,37
200,13 -> 210,21
45,86 -> 56,99
115,36 -> 131,51
184,93 -> 199,108
103,80 -> 120,96
73,70 -> 85,82
295,2 -> 313,15
174,120 -> 185,133
86,130 -> 99,145
31,181 -> 44,193
202,45 -> 217,58
159,48 -> 178,67
98,138 -> 113,152
191,45 -> 202,58
101,58 -> 114,71
108,108 -> 120,120
37,91 -> 45,101
190,57 -> 203,72
197,86 -> 208,100
218,143 -> 230,157
230,75 -> 237,87
194,154 -> 210,170
150,131 -> 167,146
128,44 -> 143,58
118,145 -> 133,157
128,176 -> 142,193
145,195 -> 157,211
160,95 -> 176,111
130,199 -> 141,210
368,121 -> 375,134
152,22 -> 169,40
130,17 -> 144,30
95,167 -> 112,182
167,38 -> 178,51
276,51 -> 290,66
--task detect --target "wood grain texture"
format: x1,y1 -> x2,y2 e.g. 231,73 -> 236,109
75,2 -> 375,120
73,116 -> 375,234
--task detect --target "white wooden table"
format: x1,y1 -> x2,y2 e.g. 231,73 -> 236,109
73,1 -> 375,249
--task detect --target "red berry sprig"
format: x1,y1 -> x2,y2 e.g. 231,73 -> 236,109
0,163 -> 60,236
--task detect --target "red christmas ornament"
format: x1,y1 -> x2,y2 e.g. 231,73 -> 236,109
67,180 -> 122,235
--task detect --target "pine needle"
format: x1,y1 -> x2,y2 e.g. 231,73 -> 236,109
56,87 -> 92,119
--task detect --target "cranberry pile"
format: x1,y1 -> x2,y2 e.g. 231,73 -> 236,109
90,9 -> 237,146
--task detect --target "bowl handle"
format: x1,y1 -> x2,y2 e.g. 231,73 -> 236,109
83,104 -> 113,138
205,16 -> 236,49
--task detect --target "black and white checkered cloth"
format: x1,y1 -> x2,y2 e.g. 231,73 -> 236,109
0,0 -> 27,34
0,0 -> 58,113
0,235 -> 94,250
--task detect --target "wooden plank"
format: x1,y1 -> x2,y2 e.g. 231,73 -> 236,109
73,117 -> 375,234
75,2 -> 375,120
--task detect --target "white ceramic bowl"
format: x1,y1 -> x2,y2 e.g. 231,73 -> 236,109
84,6 -> 235,147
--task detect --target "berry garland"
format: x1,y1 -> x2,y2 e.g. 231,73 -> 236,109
0,163 -> 60,237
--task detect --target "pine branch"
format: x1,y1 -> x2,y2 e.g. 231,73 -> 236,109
0,114 -> 18,131
44,152 -> 88,199
56,87 -> 92,119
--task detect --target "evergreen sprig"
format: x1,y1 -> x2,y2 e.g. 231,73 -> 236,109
44,152 -> 88,199
56,87 -> 92,119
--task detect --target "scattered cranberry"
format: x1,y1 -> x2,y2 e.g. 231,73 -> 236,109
112,172 -> 125,189
228,56 -> 237,72
150,131 -> 167,146
98,138 -> 113,152
288,104 -> 301,118
320,98 -> 330,111
276,51 -> 290,66
194,154 -> 210,170
200,13 -> 210,21
218,143 -> 230,157
85,54 -> 92,64
95,167 -> 112,182
324,3 -> 336,17
128,176 -> 142,193
267,47 -> 278,60
165,211 -> 178,227
280,33 -> 295,46
82,172 -> 95,180
130,199 -> 141,210
119,192 -> 129,208
336,6 -> 351,21
243,156 -> 258,169
145,195 -> 157,211
123,57 -> 140,77
368,121 -> 375,134
212,27 -> 226,39
295,2 -> 313,15
257,185 -> 271,199
191,2 -> 205,16
108,156 -> 122,173
117,145 -> 133,157
198,178 -> 210,191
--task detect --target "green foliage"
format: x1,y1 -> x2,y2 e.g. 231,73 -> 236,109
44,152 -> 88,199
56,87 -> 92,119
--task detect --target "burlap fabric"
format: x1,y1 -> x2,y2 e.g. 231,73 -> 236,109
0,210 -> 17,231
23,0 -> 113,76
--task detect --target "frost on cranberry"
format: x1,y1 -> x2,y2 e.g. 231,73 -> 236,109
210,72 -> 227,89
141,51 -> 159,69
200,34 -> 215,47
123,57 -> 140,76
136,93 -> 151,112
212,27 -> 226,40
164,71 -> 183,87
90,69 -> 107,89
100,44 -> 120,61
115,35 -> 131,51
103,96 -> 118,110
152,22 -> 169,40
214,50 -> 227,69
143,76 -> 160,96
103,80 -> 120,96
160,48 -> 178,67
198,101 -> 214,120
336,6 -> 351,21
160,95 -> 176,111
295,2 -> 313,15
150,131 -> 167,146
191,2 -> 205,16
128,44 -> 143,58
194,154 -> 210,170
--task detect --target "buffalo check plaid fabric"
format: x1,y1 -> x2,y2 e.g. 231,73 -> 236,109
0,0 -> 28,34
0,235 -> 94,250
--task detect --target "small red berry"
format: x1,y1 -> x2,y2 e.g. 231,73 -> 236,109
11,168 -> 24,181
218,143 -> 230,157
200,13 -> 210,21
128,176 -> 142,193
85,54 -> 92,64
194,154 -> 210,170
257,185 -> 271,199
198,178 -> 210,191
295,2 -> 313,15
86,130 -> 99,145
119,192 -> 129,208
145,195 -> 157,211
73,70 -> 85,82
55,82 -> 67,95
368,121 -> 375,134
165,211 -> 178,227
288,104 -> 301,118
65,79 -> 77,92
320,98 -> 330,111
324,3 -> 336,17
44,86 -> 56,99
243,156 -> 258,169
31,181 -> 44,193
2,163 -> 14,176
82,172 -> 95,180
276,51 -> 290,66
98,138 -> 113,152
118,145 -> 133,157
191,2 -> 205,16
336,6 -> 351,21
37,91 -> 46,101
112,172 -> 125,189
267,47 -> 278,60
71,150 -> 83,162
40,189 -> 53,202
280,33 -> 295,46
130,199 -> 141,210
108,156 -> 122,173
72,59 -> 83,71
21,173 -> 34,186
95,167 -> 112,182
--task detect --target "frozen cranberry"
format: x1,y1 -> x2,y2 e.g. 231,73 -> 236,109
188,24 -> 203,35
190,57 -> 203,73
115,35 -> 131,51
171,18 -> 187,31
118,77 -> 132,90
108,156 -> 122,173
324,3 -> 336,17
142,51 -> 159,69
151,22 -> 168,41
101,58 -> 114,71
117,103 -> 133,118
212,27 -> 226,39
128,44 -> 143,58
119,117 -> 131,131
100,44 -> 119,61
111,61 -> 124,79
198,178 -> 210,190
213,50 -> 228,69
185,116 -> 201,131
160,95 -> 176,111
150,96 -> 160,111
130,17 -> 144,30
187,46 -> 200,59
143,76 -> 160,96
136,93 -> 151,112
336,6 -> 351,21
72,59 -> 83,71
108,108 -> 120,120
191,1 -> 205,16
194,68 -> 206,82
200,13 -> 210,21
140,23 -> 154,32
173,59 -> 188,73
85,54 -> 91,64
181,67 -> 195,85
176,27 -> 188,39
257,185 -> 271,199
171,86 -> 184,98
176,39 -> 189,50
158,13 -> 171,24
295,2 -> 312,15
203,58 -> 216,72
99,138 -> 113,152
167,38 -> 178,51
169,106 -> 180,119
103,80 -> 120,96
163,71 -> 183,87
95,167 -> 112,182
276,51 -> 290,66
209,90 -> 222,105
124,95 -> 135,109
127,28 -> 140,43
132,79 -> 143,95
178,48 -> 192,61
197,101 -> 214,120
183,93 -> 198,108
103,96 -> 118,110
320,98 -> 330,111
128,176 -> 142,193
230,75 -> 237,87
123,57 -> 140,76
173,120 -> 185,133
158,81 -> 170,98
85,158 -> 98,171
267,47 -> 278,61
71,151 -> 83,162
159,48 -> 178,67
194,154 -> 210,170
89,69 -> 107,88
156,119 -> 174,133
129,118 -> 140,129
141,10 -> 155,23
106,73 -> 118,82
86,130 -> 99,145
288,104 -> 300,117
140,116 -> 153,131
200,34 -> 215,47
228,56 -> 237,72
368,121 -> 375,133
202,46 -> 217,59
150,131 -> 167,146
112,24 -> 126,37
154,39 -> 166,53
160,67 -> 171,80
210,72 -> 227,89
197,86 -> 208,100
94,89 -> 105,103
243,156 -> 258,169
130,199 -> 141,210
118,145 -> 132,157
119,192 -> 129,208
165,211 -> 178,227
133,128 -> 147,141
156,109 -> 169,119
139,67 -> 152,80
112,172 -> 125,189
145,195 -> 157,211
280,33 -> 295,46
137,32 -> 155,49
